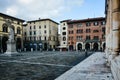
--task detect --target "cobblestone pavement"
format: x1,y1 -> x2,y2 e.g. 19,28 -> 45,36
55,52 -> 114,80
0,51 -> 92,80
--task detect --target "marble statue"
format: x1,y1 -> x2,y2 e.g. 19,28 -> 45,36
6,20 -> 14,41
8,26 -> 14,41
4,19 -> 18,56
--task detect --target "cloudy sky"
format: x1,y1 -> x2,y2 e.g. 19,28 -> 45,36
0,0 -> 105,22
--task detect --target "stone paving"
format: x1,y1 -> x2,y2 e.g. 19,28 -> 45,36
0,51 -> 92,80
55,52 -> 114,80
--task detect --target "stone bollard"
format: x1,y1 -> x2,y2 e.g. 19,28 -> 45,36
53,49 -> 55,51
24,48 -> 26,52
31,48 -> 33,52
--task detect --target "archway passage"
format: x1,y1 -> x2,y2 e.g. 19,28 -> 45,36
85,43 -> 90,50
103,43 -> 106,51
44,43 -> 47,51
16,38 -> 21,50
77,43 -> 82,51
93,43 -> 99,51
2,36 -> 8,52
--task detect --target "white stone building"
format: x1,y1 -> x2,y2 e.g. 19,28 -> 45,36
59,20 -> 71,51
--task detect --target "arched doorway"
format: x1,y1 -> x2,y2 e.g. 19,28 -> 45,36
77,43 -> 82,51
85,43 -> 90,50
103,43 -> 106,51
93,43 -> 99,51
44,43 -> 47,51
2,36 -> 8,52
16,38 -> 21,51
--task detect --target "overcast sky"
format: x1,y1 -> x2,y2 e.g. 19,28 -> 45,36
0,0 -> 105,22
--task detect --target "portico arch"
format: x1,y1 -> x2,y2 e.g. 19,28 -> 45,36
2,36 -> 8,52
85,43 -> 90,50
77,43 -> 82,50
93,42 -> 99,51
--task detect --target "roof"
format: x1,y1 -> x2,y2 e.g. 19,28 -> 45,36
60,19 -> 72,23
0,13 -> 25,22
67,17 -> 105,24
27,18 -> 59,25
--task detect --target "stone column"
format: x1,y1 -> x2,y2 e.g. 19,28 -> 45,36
0,36 -> 3,53
112,0 -> 120,58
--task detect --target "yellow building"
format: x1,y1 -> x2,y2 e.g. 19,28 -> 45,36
23,19 -> 58,51
0,13 -> 24,52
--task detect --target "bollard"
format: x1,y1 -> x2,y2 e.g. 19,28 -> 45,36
31,48 -> 33,52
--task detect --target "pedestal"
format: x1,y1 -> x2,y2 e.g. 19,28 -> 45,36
4,40 -> 18,56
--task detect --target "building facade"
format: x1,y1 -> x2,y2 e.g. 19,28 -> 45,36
60,17 -> 105,51
23,19 -> 58,51
105,0 -> 120,80
0,13 -> 24,53
59,20 -> 71,51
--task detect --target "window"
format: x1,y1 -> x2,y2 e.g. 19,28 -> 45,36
62,32 -> 66,35
93,36 -> 99,40
101,21 -> 105,25
77,36 -> 83,40
86,22 -> 91,26
30,31 -> 32,35
63,27 -> 66,30
53,36 -> 55,41
94,22 -> 99,26
34,37 -> 36,41
69,24 -> 73,28
63,23 -> 65,26
63,42 -> 66,44
93,30 -> 99,33
86,36 -> 91,40
39,36 -> 41,40
69,30 -> 74,34
102,27 -> 105,33
17,22 -> 20,25
44,25 -> 46,28
39,26 -> 41,29
76,29 -> 83,34
53,45 -> 55,49
45,36 -> 46,40
30,37 -> 32,40
17,27 -> 21,34
44,30 -> 46,34
30,26 -> 32,29
102,35 -> 105,39
63,37 -> 66,41
86,29 -> 91,33
34,25 -> 36,29
24,32 -> 26,35
77,23 -> 82,27
34,31 -> 36,35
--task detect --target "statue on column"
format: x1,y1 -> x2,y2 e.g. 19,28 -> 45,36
8,26 -> 14,41
4,19 -> 18,56
6,19 -> 14,42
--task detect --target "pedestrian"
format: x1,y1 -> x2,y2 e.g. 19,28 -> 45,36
85,49 -> 88,57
